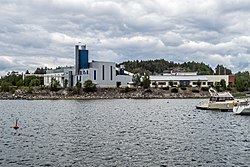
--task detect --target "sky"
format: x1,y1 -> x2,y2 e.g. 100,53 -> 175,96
1,0 -> 250,76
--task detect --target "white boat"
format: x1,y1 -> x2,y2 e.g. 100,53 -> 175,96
196,87 -> 235,111
233,100 -> 250,115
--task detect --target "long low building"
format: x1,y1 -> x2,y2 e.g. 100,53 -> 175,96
150,74 -> 235,88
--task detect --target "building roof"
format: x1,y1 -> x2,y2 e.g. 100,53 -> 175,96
150,75 -> 207,81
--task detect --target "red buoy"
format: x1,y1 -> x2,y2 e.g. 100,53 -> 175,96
13,118 -> 19,130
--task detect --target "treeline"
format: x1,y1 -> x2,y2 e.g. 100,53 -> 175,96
1,60 -> 250,93
0,71 -> 44,93
120,59 -> 232,75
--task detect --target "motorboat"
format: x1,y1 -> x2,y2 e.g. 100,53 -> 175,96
196,87 -> 235,111
233,99 -> 250,115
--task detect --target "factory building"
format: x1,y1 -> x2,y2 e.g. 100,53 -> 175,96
150,71 -> 235,88
44,45 -> 133,88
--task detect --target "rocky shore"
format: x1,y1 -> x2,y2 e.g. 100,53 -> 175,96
0,87 -> 211,100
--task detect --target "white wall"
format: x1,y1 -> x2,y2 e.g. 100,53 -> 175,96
206,75 -> 229,86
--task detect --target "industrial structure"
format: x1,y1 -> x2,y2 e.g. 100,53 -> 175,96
43,44 -> 235,89
44,44 -> 133,88
150,71 -> 235,88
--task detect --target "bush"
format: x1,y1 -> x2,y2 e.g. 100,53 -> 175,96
120,87 -> 136,93
144,89 -> 152,93
83,80 -> 97,92
162,86 -> 169,91
27,87 -> 33,94
171,87 -> 179,93
50,86 -> 61,92
180,87 -> 187,90
1,81 -> 11,92
201,87 -> 209,91
192,89 -> 200,93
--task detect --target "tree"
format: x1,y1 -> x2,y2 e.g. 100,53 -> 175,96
197,80 -> 201,88
142,73 -> 150,89
83,80 -> 97,92
1,81 -> 11,92
215,64 -> 232,75
1,71 -> 22,86
220,79 -> 226,91
75,81 -> 82,94
50,77 -> 60,91
29,79 -> 40,87
169,80 -> 173,87
25,70 -> 30,74
132,73 -> 142,87
23,76 -> 41,86
34,67 -> 46,74
16,80 -> 24,87
63,79 -> 68,88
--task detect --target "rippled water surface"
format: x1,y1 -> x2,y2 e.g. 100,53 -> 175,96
0,99 -> 250,166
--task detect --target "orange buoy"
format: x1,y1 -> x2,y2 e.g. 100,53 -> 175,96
13,118 -> 19,130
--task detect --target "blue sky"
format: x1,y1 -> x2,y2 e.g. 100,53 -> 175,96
1,0 -> 250,76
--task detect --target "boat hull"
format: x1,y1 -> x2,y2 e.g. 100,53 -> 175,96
233,104 -> 250,115
196,102 -> 233,111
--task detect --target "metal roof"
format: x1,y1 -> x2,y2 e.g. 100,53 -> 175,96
150,75 -> 208,81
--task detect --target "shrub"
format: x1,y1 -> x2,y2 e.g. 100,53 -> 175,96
120,87 -> 136,93
1,81 -> 11,92
192,89 -> 200,93
27,87 -> 33,94
180,87 -> 187,90
171,87 -> 178,93
201,87 -> 209,91
162,86 -> 169,91
83,80 -> 97,92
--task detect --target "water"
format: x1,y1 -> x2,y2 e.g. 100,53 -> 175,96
0,99 -> 249,167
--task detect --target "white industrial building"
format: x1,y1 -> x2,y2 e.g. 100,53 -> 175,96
150,72 -> 234,88
43,45 -> 235,88
44,45 -> 133,88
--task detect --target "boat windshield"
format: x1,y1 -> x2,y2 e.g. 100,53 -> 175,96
210,97 -> 234,102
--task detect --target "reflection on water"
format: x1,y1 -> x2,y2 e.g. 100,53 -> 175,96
0,99 -> 250,166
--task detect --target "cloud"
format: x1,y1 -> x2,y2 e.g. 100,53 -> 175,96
1,0 -> 250,76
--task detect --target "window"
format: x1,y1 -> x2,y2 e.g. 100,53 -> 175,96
102,65 -> 105,80
158,82 -> 166,85
110,66 -> 113,80
94,70 -> 96,80
208,82 -> 213,86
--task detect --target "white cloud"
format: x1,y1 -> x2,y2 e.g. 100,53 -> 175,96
1,0 -> 250,76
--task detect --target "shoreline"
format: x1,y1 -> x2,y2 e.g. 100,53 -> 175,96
0,92 -> 210,100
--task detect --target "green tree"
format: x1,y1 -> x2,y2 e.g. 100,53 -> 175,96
132,73 -> 142,87
34,67 -> 46,74
235,71 -> 250,92
220,79 -> 226,91
169,80 -> 173,87
16,80 -> 24,87
197,80 -> 201,88
1,71 -> 22,86
50,77 -> 60,91
29,78 -> 40,87
63,79 -> 68,88
83,80 -> 97,92
1,81 -> 11,92
75,81 -> 82,94
142,73 -> 150,89
24,76 -> 40,86
215,64 -> 232,75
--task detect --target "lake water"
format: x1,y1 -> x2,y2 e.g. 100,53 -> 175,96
0,99 -> 249,167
